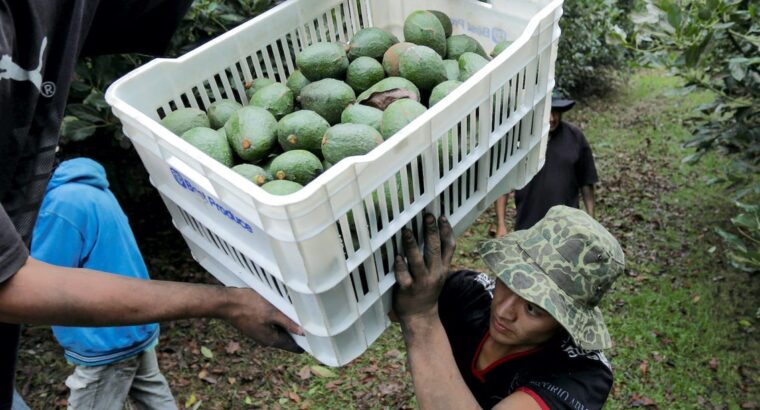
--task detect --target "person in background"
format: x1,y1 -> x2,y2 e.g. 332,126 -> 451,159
32,158 -> 176,409
394,206 -> 624,409
494,92 -> 598,237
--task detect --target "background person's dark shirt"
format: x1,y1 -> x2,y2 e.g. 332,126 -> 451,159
438,270 -> 613,410
514,121 -> 598,230
0,1 -> 192,407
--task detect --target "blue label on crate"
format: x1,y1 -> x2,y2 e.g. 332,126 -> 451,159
170,167 -> 254,234
450,17 -> 508,43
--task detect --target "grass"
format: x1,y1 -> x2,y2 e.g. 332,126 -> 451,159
16,70 -> 759,409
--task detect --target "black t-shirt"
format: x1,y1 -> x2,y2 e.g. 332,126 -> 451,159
0,1 -> 192,407
514,121 -> 598,230
438,270 -> 613,410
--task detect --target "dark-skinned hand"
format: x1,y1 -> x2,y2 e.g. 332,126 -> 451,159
225,288 -> 304,353
392,213 -> 456,323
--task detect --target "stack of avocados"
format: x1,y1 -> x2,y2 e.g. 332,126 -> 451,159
160,9 -> 512,196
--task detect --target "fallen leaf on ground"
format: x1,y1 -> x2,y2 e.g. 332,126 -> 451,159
629,393 -> 657,407
197,369 -> 217,384
287,391 -> 301,403
298,365 -> 312,380
709,357 -> 719,370
639,360 -> 649,376
225,341 -> 241,355
310,365 -> 337,378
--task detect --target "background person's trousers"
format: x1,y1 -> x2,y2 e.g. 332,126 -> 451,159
64,348 -> 176,410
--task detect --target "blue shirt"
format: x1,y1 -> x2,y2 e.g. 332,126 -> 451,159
31,158 -> 159,366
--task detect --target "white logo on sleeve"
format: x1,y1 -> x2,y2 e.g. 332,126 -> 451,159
0,37 -> 56,97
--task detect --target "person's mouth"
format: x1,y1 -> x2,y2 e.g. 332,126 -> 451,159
491,317 -> 513,335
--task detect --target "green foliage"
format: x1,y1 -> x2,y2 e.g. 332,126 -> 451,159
631,0 -> 760,273
62,1 -> 276,147
59,1 -> 278,203
554,0 -> 633,97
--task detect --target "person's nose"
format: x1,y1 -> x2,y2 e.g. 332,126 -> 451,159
495,294 -> 519,322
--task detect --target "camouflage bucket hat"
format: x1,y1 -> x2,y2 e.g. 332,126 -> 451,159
478,205 -> 624,350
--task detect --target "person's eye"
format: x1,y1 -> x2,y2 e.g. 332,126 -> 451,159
526,303 -> 542,316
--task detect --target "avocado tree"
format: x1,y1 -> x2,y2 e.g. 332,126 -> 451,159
626,0 -> 759,273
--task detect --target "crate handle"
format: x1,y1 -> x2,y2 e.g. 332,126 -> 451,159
166,155 -> 219,199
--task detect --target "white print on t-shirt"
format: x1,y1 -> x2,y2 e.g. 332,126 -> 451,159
474,272 -> 496,297
561,337 -> 612,370
529,380 -> 591,410
0,37 -> 56,97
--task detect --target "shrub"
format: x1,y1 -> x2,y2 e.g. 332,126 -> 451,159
631,0 -> 760,273
555,0 -> 632,98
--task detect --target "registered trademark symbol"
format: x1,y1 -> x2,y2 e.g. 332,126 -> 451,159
41,81 -> 56,97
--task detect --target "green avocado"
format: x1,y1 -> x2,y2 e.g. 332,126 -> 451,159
490,40 -> 514,58
161,108 -> 210,136
446,34 -> 489,60
285,70 -> 311,98
296,42 -> 350,81
277,110 -> 330,153
249,83 -> 294,120
347,28 -> 399,60
427,10 -> 453,37
442,59 -> 460,81
458,52 -> 490,81
180,127 -> 234,167
224,106 -> 278,163
245,78 -> 276,100
403,10 -> 447,57
380,99 -> 427,139
398,45 -> 447,91
382,42 -> 416,77
429,80 -> 463,106
269,150 -> 324,185
232,163 -> 272,186
261,179 -> 303,195
298,78 -> 356,125
356,76 -> 421,104
341,104 -> 383,132
346,57 -> 386,94
206,100 -> 243,130
321,123 -> 384,165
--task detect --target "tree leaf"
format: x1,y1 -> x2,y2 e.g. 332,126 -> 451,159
731,213 -> 759,230
61,116 -> 98,142
681,152 -> 703,164
67,104 -> 105,124
201,346 -> 214,359
729,59 -> 747,81
83,89 -> 109,110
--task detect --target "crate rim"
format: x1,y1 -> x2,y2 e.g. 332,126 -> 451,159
105,0 -> 563,207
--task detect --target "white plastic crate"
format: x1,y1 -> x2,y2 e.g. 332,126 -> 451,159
105,0 -> 563,366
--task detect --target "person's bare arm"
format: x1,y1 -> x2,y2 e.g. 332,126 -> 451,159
494,193 -> 511,237
0,257 -> 303,352
581,185 -> 595,218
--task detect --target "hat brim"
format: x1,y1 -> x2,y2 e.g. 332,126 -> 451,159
478,233 -> 611,350
551,98 -> 575,112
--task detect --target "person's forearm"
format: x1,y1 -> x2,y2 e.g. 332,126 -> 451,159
401,313 -> 481,410
0,257 -> 235,326
495,194 -> 508,228
581,185 -> 595,218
